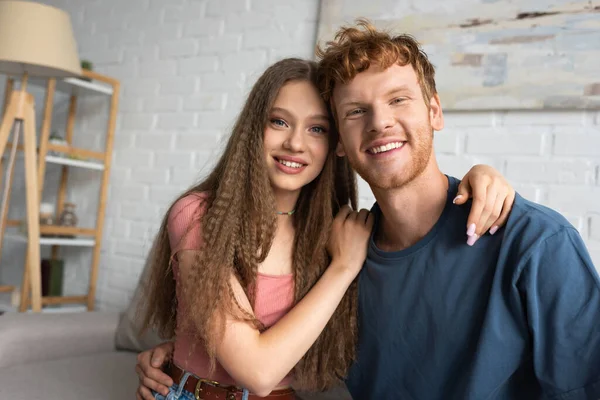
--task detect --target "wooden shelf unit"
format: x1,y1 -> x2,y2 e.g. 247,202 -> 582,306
0,69 -> 120,312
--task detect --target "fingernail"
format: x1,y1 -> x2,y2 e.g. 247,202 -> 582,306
152,359 -> 160,366
489,226 -> 498,235
467,223 -> 476,236
453,195 -> 463,204
467,234 -> 479,246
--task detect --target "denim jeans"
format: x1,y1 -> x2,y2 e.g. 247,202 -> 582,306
153,370 -> 250,400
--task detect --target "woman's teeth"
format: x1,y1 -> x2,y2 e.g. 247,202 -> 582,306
368,142 -> 404,154
278,159 -> 304,168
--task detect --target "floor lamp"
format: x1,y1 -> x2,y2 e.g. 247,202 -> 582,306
0,1 -> 81,312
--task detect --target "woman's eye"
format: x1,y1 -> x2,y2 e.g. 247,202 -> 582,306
309,126 -> 327,134
392,98 -> 405,105
270,118 -> 287,127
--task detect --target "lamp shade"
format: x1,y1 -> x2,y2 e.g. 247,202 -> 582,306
0,1 -> 81,78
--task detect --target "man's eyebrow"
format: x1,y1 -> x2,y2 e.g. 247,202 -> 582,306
384,85 -> 412,97
338,100 -> 363,109
338,85 -> 413,108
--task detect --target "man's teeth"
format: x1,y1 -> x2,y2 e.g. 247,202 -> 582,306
278,159 -> 304,168
369,142 -> 404,154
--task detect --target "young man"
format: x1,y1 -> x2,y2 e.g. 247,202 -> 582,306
314,20 -> 600,399
136,21 -> 600,399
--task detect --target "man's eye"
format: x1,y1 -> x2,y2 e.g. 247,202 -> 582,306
347,109 -> 365,116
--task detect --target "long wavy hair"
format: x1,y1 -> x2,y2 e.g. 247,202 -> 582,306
139,58 -> 358,390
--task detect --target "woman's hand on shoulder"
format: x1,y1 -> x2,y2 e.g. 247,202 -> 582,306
454,164 -> 516,245
327,205 -> 375,274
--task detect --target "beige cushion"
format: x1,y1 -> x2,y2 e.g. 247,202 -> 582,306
0,352 -> 138,400
114,258 -> 163,352
0,311 -> 119,369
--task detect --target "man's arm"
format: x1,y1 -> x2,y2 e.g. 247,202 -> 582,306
136,342 -> 174,400
518,227 -> 600,398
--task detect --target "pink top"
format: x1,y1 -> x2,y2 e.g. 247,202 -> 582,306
167,193 -> 295,387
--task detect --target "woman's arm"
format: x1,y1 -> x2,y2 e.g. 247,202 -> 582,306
178,206 -> 373,396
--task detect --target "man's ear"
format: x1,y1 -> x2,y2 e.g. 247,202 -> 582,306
336,140 -> 346,157
429,93 -> 444,131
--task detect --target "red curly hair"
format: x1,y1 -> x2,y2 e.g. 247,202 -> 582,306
316,18 -> 437,110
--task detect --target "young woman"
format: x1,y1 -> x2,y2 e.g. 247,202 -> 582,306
138,58 -> 515,400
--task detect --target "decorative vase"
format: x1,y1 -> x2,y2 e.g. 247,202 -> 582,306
39,202 -> 56,236
79,60 -> 93,82
41,259 -> 64,298
58,202 -> 78,227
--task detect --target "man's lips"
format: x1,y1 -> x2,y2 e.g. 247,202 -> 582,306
366,140 -> 406,155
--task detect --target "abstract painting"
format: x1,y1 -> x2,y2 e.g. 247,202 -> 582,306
317,0 -> 600,110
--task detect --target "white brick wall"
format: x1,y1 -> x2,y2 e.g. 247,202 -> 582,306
434,111 -> 600,269
0,0 -> 598,311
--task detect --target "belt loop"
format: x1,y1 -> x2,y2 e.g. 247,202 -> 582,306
241,388 -> 249,400
174,372 -> 192,399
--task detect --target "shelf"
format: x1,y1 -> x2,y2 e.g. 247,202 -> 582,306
4,233 -> 95,247
2,69 -> 118,313
30,76 -> 113,96
40,237 -> 95,247
2,143 -> 106,162
0,285 -> 15,293
45,155 -> 105,170
46,144 -> 105,161
62,77 -> 113,96
39,225 -> 96,237
5,224 -> 96,236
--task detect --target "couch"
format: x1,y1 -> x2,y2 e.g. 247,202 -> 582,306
0,311 -> 139,399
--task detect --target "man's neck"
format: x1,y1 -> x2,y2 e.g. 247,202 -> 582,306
372,163 -> 449,252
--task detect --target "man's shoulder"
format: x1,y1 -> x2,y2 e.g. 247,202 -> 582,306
509,193 -> 574,236
500,193 -> 581,264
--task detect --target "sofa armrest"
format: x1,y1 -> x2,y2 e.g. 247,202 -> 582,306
0,311 -> 122,368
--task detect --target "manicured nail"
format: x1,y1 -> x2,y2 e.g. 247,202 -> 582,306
467,223 -> 476,236
453,195 -> 463,204
467,234 -> 479,246
489,226 -> 498,235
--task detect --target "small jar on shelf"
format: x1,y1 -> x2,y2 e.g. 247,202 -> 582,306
39,202 -> 55,225
39,203 -> 56,237
58,202 -> 78,227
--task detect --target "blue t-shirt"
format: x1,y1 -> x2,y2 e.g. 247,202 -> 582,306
346,176 -> 600,399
